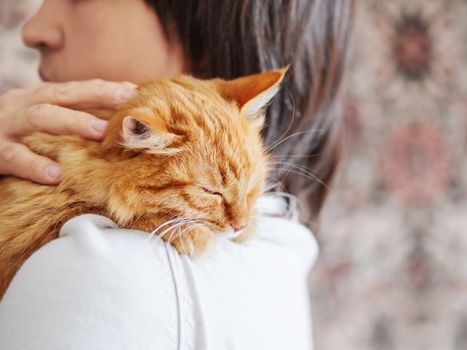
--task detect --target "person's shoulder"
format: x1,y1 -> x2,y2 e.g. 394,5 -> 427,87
24,213 -> 176,291
3,213 -> 178,308
15,213 -> 170,275
254,195 -> 319,269
0,214 -> 179,350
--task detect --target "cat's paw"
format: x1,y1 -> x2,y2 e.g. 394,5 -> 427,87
171,226 -> 213,256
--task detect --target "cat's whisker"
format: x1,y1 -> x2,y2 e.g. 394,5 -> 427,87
263,180 -> 288,193
268,160 -> 318,170
284,169 -> 330,191
175,223 -> 205,255
167,225 -> 183,243
263,181 -> 285,193
266,161 -> 330,191
267,158 -> 321,183
177,222 -> 204,239
176,225 -> 190,251
275,164 -> 325,183
166,220 -> 195,244
149,220 -> 180,238
270,153 -> 323,160
270,162 -> 324,181
175,223 -> 188,252
149,217 -> 184,237
264,88 -> 298,155
146,220 -> 179,243
263,191 -> 299,202
265,128 -> 324,154
263,191 -> 304,213
154,222 -> 186,241
152,218 -> 198,242
189,241 -> 195,256
267,165 -> 316,179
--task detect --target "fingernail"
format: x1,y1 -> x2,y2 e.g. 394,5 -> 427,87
90,119 -> 108,133
47,165 -> 61,179
115,86 -> 137,103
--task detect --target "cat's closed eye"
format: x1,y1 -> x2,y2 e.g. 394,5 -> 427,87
201,187 -> 223,198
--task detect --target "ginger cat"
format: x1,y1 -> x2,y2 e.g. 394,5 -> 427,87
0,68 -> 287,297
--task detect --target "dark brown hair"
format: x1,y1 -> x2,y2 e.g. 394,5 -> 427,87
145,0 -> 353,229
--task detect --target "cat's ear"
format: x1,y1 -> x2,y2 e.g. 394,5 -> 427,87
216,66 -> 288,119
121,116 -> 176,152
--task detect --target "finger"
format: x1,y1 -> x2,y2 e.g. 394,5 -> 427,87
0,142 -> 61,185
23,80 -> 137,109
9,104 -> 109,140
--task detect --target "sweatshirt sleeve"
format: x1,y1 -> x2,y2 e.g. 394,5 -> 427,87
0,214 -> 180,350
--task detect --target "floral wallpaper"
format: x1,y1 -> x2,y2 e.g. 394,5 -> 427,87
0,0 -> 40,94
2,1 -> 467,349
313,0 -> 467,349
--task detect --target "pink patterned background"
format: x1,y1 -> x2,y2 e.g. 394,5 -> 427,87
2,1 -> 466,349
312,1 -> 467,349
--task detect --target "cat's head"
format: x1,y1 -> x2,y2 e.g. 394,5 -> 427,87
102,68 -> 287,236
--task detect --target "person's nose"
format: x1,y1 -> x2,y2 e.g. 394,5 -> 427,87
22,2 -> 63,52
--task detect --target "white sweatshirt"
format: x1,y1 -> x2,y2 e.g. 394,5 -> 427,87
0,196 -> 318,350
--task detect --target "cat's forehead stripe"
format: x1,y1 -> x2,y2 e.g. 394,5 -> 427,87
219,166 -> 228,186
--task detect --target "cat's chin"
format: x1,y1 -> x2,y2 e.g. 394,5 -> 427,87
171,225 -> 213,256
217,226 -> 243,240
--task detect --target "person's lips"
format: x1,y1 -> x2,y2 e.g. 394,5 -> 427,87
39,66 -> 50,82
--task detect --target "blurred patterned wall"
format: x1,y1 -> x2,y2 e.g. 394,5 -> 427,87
313,0 -> 467,349
2,1 -> 467,349
0,0 -> 39,93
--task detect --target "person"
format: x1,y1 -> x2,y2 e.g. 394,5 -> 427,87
0,0 -> 352,349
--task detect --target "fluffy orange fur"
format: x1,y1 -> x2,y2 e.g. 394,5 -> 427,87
0,69 -> 286,297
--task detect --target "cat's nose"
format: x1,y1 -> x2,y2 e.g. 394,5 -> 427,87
231,220 -> 248,232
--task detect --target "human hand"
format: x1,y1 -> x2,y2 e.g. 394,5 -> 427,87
0,80 -> 136,185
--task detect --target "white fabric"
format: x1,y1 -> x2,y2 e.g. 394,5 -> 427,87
0,196 -> 318,350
